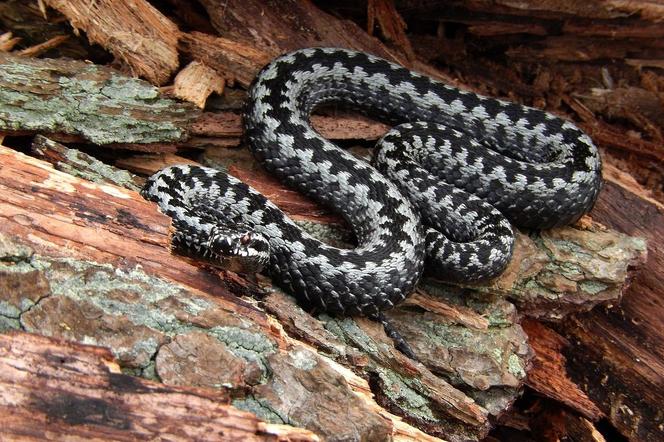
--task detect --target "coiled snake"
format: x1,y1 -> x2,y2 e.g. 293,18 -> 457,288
142,48 -> 602,320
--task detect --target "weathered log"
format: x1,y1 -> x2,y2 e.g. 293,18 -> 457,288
0,145 -> 491,441
0,331 -> 319,441
23,133 -> 646,440
0,54 -> 198,146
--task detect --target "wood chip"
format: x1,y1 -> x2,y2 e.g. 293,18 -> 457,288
173,61 -> 225,108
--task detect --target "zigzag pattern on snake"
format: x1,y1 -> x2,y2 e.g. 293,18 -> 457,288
142,48 -> 602,317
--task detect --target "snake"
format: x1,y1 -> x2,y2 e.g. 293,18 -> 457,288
142,47 -> 602,319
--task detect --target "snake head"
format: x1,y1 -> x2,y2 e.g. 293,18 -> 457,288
206,227 -> 271,274
169,217 -> 270,275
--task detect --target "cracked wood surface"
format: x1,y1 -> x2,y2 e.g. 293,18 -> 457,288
0,331 -> 319,441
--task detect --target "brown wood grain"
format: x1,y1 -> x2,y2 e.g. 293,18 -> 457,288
0,331 -> 319,441
42,0 -> 179,85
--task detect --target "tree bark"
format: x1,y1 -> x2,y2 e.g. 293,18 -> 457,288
0,331 -> 318,441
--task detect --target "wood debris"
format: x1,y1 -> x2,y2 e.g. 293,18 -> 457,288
0,0 -> 662,440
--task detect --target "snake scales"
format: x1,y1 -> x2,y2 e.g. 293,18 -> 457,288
142,48 -> 602,318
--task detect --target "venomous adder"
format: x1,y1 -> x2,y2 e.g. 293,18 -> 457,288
142,48 -> 602,322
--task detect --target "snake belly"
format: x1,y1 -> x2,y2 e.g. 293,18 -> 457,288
142,47 -> 602,317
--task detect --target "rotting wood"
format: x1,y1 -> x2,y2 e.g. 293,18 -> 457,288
521,319 -> 603,420
1,144 -> 494,441
558,178 -> 664,440
42,0 -> 179,85
0,331 -> 320,441
179,31 -> 271,88
2,0 -> 662,439
15,34 -> 69,57
0,0 -> 94,60
0,54 -> 198,145
367,0 -> 415,60
31,135 -> 144,192
0,31 -> 20,52
22,137 -> 647,440
172,61 -> 225,109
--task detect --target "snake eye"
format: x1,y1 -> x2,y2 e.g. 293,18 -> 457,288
240,233 -> 252,245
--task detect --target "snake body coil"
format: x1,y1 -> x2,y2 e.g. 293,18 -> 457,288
142,48 -> 602,317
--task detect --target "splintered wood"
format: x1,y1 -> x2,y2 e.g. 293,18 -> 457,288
42,0 -> 179,84
173,61 -> 225,108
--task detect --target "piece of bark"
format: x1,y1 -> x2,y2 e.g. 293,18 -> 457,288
16,34 -> 69,57
577,87 -> 664,142
173,61 -> 225,109
199,0 -> 398,62
521,319 -> 603,420
0,54 -> 198,145
31,135 -> 144,192
505,36 -> 664,63
367,0 -> 415,60
42,0 -> 179,85
0,31 -> 20,52
178,0 -> 463,91
179,31 -> 272,88
0,331 -> 319,441
115,152 -> 198,177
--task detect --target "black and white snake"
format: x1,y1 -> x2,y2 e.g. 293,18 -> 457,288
142,48 -> 602,318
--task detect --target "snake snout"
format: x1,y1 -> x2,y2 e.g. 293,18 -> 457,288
208,227 -> 271,274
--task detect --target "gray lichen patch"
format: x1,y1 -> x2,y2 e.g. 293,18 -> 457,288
386,308 -> 530,392
322,316 -> 388,356
245,347 -> 394,441
232,395 -> 288,425
476,224 -> 647,320
468,386 -> 521,416
0,54 -> 198,144
0,233 -> 35,263
32,135 -> 143,191
21,295 -> 167,368
322,314 -> 490,440
0,246 -> 277,377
